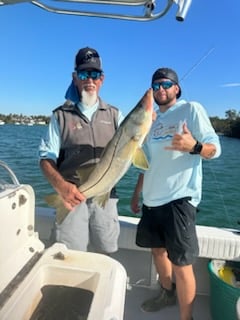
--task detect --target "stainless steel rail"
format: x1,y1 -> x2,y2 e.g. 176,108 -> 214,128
0,160 -> 20,186
0,0 -> 192,22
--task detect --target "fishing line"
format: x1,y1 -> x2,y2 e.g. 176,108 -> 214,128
180,47 -> 215,81
178,47 -> 215,102
177,48 -> 237,228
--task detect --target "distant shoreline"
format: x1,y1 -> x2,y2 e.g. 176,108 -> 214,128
0,115 -> 49,126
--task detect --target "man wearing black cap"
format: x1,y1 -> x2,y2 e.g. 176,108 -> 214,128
39,47 -> 124,253
131,68 -> 221,320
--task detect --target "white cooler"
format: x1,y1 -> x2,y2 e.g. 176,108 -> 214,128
0,181 -> 127,320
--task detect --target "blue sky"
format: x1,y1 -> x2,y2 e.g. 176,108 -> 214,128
0,0 -> 239,118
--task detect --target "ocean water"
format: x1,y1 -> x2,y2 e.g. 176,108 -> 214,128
0,124 -> 239,229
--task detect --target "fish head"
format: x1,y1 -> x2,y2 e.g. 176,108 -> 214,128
141,87 -> 154,114
123,88 -> 154,143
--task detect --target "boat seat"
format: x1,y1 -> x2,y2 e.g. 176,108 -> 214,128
197,225 -> 240,261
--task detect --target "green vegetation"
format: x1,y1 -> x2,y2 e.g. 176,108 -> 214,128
1,109 -> 240,138
210,109 -> 240,138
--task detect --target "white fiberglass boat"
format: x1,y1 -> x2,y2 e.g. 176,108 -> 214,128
0,160 -> 240,320
0,161 -> 126,320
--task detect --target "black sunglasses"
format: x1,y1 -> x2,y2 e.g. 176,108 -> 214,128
77,70 -> 102,80
152,81 -> 175,91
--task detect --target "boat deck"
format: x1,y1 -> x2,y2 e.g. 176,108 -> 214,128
124,286 -> 210,320
112,248 -> 211,320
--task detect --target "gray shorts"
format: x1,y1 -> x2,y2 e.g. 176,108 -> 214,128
56,198 -> 120,253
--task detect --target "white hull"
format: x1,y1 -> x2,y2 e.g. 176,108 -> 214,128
0,160 -> 240,320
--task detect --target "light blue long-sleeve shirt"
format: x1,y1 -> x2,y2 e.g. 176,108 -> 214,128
142,99 -> 221,208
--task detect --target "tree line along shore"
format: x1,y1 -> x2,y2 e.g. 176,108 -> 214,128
0,109 -> 240,138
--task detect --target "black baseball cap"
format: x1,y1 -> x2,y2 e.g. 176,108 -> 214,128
152,68 -> 181,98
75,47 -> 103,72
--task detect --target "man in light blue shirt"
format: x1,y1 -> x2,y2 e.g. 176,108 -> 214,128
131,68 -> 221,320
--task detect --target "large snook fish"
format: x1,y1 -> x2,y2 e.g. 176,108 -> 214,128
45,88 -> 153,223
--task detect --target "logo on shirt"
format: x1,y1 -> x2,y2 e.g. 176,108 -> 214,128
151,121 -> 179,141
100,120 -> 112,125
70,122 -> 82,130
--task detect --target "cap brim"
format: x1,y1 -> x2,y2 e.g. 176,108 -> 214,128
77,63 -> 102,72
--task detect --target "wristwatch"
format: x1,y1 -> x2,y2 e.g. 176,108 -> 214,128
189,140 -> 203,154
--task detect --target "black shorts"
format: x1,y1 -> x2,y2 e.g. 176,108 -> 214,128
136,197 -> 199,266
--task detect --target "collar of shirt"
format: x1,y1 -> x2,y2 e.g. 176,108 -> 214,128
77,100 -> 99,121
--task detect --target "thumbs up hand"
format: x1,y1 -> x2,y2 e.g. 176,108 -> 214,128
165,122 -> 196,152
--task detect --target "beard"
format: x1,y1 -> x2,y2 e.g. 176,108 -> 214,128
81,87 -> 98,107
154,94 -> 175,107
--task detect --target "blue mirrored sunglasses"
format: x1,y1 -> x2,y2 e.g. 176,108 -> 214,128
152,81 -> 175,91
77,70 -> 102,80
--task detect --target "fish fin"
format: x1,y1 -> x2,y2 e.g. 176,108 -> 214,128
92,192 -> 111,208
45,193 -> 69,224
56,207 -> 70,225
132,148 -> 149,170
76,164 -> 96,184
45,193 -> 61,207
